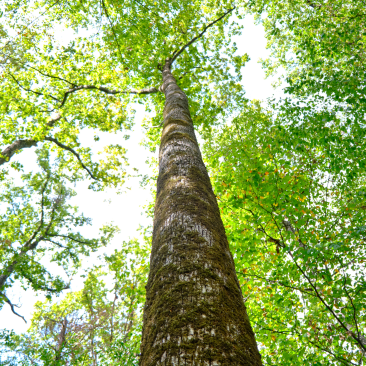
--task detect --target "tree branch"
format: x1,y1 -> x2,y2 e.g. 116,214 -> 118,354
46,113 -> 62,127
9,72 -> 60,102
288,250 -> 366,353
100,0 -> 124,64
1,293 -> 27,323
0,179 -> 51,292
170,7 -> 235,66
47,234 -> 94,246
237,271 -> 317,296
7,60 -> 77,86
283,219 -> 306,248
0,113 -> 62,166
0,139 -> 38,166
0,129 -> 96,183
55,317 -> 68,361
54,84 -> 159,110
26,64 -> 76,86
20,270 -> 70,293
44,137 -> 97,180
44,238 -> 67,248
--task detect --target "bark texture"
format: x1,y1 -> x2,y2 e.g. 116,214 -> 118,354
140,61 -> 262,366
0,139 -> 38,166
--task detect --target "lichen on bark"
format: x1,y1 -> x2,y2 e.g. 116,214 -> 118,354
140,60 -> 262,366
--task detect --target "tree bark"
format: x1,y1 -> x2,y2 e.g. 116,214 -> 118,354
0,139 -> 38,166
140,60 -> 262,365
55,317 -> 68,361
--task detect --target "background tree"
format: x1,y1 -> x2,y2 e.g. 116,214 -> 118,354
204,100 -> 366,365
245,0 -> 366,109
216,2 -> 366,362
0,239 -> 149,366
0,147 -> 117,318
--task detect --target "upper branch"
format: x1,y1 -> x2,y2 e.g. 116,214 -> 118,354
0,114 -> 61,166
0,127 -> 97,182
44,137 -> 98,180
9,73 -> 60,102
170,7 -> 236,66
26,64 -> 76,86
0,139 -> 38,166
1,293 -> 27,323
54,85 -> 159,110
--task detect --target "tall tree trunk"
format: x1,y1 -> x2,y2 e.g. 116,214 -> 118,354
140,60 -> 262,366
55,317 -> 68,362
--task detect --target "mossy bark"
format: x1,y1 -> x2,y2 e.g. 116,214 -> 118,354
140,60 -> 262,366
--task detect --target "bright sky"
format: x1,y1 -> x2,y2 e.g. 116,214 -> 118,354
0,14 -> 284,334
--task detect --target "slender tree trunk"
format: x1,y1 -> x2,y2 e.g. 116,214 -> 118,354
55,317 -> 68,362
140,60 -> 262,365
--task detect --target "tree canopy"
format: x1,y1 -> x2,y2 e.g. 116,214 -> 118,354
0,0 -> 245,307
205,99 -> 366,364
1,239 -> 148,365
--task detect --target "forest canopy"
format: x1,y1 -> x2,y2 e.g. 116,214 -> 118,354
0,0 -> 365,365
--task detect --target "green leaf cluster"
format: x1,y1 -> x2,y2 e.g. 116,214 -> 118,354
204,100 -> 366,365
0,239 -> 149,365
0,147 -> 118,306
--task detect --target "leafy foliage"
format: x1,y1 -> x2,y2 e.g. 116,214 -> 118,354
0,147 -> 118,310
0,239 -> 149,365
0,0 -> 245,307
1,0 -> 365,364
1,0 -> 246,161
205,101 -> 366,365
245,0 -> 366,110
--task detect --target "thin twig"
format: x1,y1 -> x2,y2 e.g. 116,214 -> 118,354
48,234 -> 93,246
44,137 -> 98,180
101,0 -> 124,63
26,64 -> 76,86
236,271 -> 317,296
1,293 -> 27,323
170,7 -> 235,65
9,72 -> 60,102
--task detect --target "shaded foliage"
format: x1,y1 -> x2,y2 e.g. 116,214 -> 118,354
0,239 -> 149,365
0,147 -> 117,312
205,101 -> 366,365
